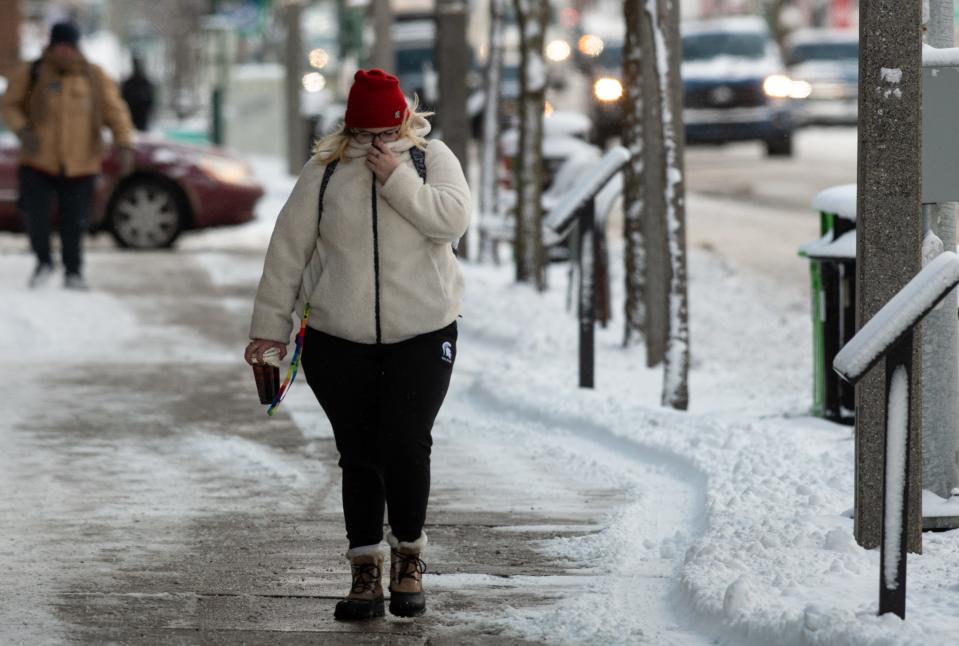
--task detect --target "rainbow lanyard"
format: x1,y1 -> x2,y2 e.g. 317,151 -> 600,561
266,304 -> 311,416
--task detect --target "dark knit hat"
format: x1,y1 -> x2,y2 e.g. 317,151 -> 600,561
50,22 -> 81,48
344,69 -> 408,128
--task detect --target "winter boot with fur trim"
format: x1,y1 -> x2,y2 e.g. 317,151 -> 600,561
386,531 -> 428,617
334,545 -> 386,621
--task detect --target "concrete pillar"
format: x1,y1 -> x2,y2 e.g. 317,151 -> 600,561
855,0 -> 924,552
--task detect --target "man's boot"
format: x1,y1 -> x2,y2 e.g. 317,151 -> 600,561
386,531 -> 427,617
333,545 -> 386,621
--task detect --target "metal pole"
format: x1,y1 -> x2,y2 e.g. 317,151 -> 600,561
578,199 -> 596,389
921,0 -> 959,508
879,332 -> 913,619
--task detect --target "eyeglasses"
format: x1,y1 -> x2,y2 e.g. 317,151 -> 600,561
350,128 -> 401,144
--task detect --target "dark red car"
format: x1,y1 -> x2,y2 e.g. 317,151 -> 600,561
0,133 -> 264,248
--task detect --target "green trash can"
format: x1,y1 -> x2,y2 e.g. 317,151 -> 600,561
800,184 -> 857,425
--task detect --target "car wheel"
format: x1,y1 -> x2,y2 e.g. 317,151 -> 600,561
108,178 -> 185,249
765,133 -> 794,157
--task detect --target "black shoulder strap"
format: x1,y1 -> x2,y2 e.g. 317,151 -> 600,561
317,159 -> 338,233
410,147 -> 427,182
317,150 -> 423,233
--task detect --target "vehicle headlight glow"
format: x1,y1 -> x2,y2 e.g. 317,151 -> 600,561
594,77 -> 623,102
578,34 -> 604,57
198,156 -> 253,185
789,79 -> 813,99
309,48 -> 330,69
763,74 -> 793,98
302,72 -> 326,93
545,39 -> 572,62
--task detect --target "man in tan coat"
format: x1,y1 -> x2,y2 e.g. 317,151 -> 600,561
1,22 -> 135,289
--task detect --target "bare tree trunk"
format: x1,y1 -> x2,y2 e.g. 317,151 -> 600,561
638,0 -> 669,365
622,0 -> 646,346
370,0 -> 394,73
436,0 -> 471,259
647,0 -> 690,410
479,0 -> 505,262
513,0 -> 548,290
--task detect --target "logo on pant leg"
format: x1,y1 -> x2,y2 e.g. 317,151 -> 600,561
441,341 -> 453,364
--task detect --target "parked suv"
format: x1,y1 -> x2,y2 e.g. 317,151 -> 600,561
682,17 -> 796,156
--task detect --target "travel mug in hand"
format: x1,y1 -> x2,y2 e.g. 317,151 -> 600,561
252,347 -> 282,404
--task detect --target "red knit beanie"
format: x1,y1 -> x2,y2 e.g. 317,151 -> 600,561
344,69 -> 408,128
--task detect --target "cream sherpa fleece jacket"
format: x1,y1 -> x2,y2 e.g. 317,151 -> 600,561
250,138 -> 471,345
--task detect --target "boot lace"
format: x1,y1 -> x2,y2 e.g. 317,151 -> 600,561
394,551 -> 427,583
350,562 -> 381,595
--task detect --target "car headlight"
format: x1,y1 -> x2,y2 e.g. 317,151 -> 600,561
578,34 -> 604,57
546,39 -> 572,62
302,72 -> 326,93
309,48 -> 330,69
763,75 -> 793,98
594,77 -> 623,102
198,156 -> 254,185
789,80 -> 813,99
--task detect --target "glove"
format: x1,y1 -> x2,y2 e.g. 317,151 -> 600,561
117,146 -> 136,175
17,128 -> 39,155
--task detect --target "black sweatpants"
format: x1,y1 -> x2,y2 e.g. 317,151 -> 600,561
301,322 -> 457,549
18,165 -> 96,276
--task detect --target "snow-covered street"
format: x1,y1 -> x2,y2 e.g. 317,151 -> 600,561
1,135 -> 958,644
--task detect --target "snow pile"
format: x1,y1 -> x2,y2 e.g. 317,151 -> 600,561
811,183 -> 857,221
0,255 -> 224,364
455,243 -> 959,644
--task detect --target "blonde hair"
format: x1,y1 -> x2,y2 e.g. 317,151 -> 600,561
312,95 -> 434,164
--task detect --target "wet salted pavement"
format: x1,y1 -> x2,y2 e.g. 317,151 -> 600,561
0,250 -> 629,645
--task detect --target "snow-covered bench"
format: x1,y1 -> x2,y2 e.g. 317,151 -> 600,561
478,147 -> 623,260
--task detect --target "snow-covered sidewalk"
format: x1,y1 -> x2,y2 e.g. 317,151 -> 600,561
442,239 -> 959,644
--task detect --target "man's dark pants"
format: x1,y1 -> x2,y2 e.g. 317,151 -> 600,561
17,165 -> 96,276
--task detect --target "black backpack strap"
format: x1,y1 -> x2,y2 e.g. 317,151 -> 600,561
317,159 -> 338,233
410,147 -> 427,182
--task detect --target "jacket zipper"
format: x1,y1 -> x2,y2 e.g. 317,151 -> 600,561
371,176 -> 382,344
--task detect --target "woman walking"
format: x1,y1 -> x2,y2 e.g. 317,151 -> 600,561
245,69 -> 470,620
